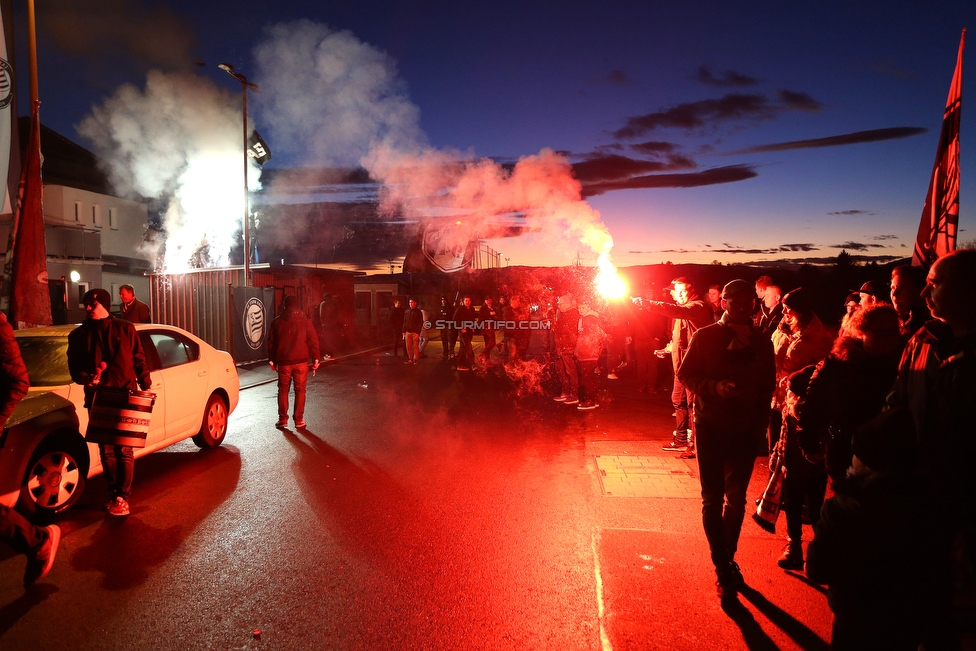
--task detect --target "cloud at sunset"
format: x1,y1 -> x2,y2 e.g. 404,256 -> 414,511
831,241 -> 887,251
612,91 -> 822,139
735,127 -> 927,154
571,153 -> 696,184
695,66 -> 759,87
580,165 -> 757,196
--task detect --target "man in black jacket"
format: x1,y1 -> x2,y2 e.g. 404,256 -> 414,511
453,296 -> 478,371
437,297 -> 454,359
269,295 -> 320,429
477,296 -> 498,363
118,284 -> 151,323
68,288 -> 152,517
677,279 -> 776,600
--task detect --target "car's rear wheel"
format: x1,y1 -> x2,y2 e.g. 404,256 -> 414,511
21,437 -> 88,516
192,394 -> 228,448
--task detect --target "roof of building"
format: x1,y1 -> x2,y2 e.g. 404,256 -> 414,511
19,117 -> 111,195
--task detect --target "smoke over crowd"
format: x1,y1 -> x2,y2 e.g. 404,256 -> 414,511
79,19 -> 621,276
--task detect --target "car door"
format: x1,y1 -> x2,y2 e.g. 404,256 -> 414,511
144,330 -> 209,440
136,332 -> 167,450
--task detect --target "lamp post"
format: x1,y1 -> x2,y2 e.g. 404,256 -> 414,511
218,62 -> 259,285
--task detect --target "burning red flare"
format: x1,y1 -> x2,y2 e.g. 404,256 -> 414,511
594,252 -> 626,300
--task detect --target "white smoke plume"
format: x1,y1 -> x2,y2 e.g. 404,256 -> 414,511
78,19 -> 619,275
253,20 -> 617,269
78,70 -> 259,271
252,20 -> 425,166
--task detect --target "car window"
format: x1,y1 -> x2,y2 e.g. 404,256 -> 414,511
15,337 -> 71,387
149,332 -> 200,369
138,332 -> 161,372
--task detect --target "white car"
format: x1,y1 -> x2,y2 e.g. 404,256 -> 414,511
0,323 -> 240,517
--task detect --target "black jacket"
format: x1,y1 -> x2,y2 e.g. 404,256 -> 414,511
269,309 -> 321,365
676,316 -> 776,439
120,298 -> 151,324
68,316 -> 151,407
402,307 -> 425,335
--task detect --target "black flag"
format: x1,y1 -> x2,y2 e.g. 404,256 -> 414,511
247,130 -> 272,166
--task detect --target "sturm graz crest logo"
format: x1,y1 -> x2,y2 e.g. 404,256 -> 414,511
0,59 -> 12,110
243,297 -> 266,350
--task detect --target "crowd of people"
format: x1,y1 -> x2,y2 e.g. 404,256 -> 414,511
3,252 -> 974,650
382,252 -> 975,648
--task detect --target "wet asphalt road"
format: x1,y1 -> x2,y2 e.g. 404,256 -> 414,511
0,344 -> 833,650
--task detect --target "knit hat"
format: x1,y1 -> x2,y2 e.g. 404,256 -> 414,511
82,288 -> 111,312
781,287 -> 813,318
721,279 -> 753,300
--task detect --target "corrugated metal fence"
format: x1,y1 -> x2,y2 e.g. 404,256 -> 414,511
149,267 -> 251,354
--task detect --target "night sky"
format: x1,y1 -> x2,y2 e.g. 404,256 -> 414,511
12,0 -> 976,269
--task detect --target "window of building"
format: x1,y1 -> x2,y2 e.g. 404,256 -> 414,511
92,205 -> 102,227
108,207 -> 118,230
77,282 -> 90,307
74,202 -> 82,223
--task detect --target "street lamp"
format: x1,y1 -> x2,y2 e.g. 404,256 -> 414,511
218,62 -> 259,285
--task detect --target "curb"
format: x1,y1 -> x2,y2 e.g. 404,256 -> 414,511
239,345 -> 391,390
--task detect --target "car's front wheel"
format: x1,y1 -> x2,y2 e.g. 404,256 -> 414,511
192,394 -> 228,448
21,436 -> 88,516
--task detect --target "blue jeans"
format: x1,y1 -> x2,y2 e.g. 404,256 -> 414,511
277,363 -> 309,421
671,372 -> 696,447
100,444 -> 134,500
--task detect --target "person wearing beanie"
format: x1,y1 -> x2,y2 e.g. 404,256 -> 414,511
768,288 -> 835,571
268,294 -> 320,429
676,279 -> 776,600
67,288 -> 152,517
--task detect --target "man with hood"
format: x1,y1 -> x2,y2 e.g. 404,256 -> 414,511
269,295 -> 320,429
67,288 -> 152,517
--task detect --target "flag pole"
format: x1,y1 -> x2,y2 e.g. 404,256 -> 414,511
27,0 -> 38,106
912,29 -> 964,266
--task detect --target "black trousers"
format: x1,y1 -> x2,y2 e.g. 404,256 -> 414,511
0,505 -> 46,556
696,425 -> 758,573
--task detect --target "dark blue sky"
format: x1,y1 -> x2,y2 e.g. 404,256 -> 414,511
13,0 -> 976,267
